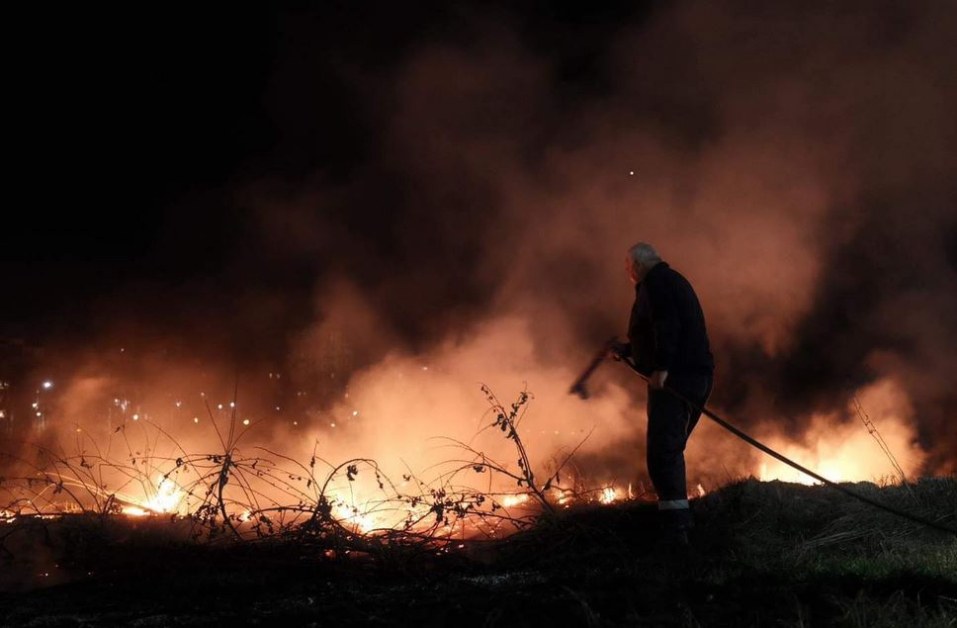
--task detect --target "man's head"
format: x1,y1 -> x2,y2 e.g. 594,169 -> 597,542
625,242 -> 662,284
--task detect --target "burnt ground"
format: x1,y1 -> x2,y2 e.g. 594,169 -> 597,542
1,479 -> 955,627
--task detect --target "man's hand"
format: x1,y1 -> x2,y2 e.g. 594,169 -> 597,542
649,370 -> 669,389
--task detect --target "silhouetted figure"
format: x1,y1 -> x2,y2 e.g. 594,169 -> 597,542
613,243 -> 714,546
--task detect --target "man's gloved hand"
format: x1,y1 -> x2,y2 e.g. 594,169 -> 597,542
607,340 -> 631,361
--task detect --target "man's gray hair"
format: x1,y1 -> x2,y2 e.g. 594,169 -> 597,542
627,242 -> 662,271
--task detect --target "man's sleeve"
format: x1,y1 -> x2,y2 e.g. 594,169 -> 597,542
646,274 -> 679,371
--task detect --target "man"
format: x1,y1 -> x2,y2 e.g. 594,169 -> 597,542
612,242 -> 714,545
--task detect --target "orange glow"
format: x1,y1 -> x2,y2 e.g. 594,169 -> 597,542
501,494 -> 530,508
758,379 -> 924,485
0,337 -> 937,543
599,486 -> 620,504
120,475 -> 188,517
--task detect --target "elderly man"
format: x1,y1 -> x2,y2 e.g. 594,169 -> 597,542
614,242 -> 714,546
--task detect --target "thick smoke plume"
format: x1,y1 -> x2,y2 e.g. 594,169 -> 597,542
4,1 -> 955,494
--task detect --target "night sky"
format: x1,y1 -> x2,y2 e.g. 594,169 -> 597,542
10,6 -> 322,349
4,2 -> 957,475
5,2 -> 649,355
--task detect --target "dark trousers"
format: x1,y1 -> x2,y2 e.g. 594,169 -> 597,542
646,373 -> 713,530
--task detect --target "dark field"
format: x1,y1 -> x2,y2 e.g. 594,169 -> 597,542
1,478 -> 955,627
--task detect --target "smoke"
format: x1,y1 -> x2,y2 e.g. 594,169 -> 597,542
261,0 -> 955,479
5,1 -> 956,491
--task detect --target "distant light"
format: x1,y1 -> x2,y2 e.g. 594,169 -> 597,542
422,366 -> 429,371
242,419 -> 250,426
330,422 -> 336,428
132,414 -> 139,421
292,421 -> 298,426
217,404 -> 223,410
352,410 -> 359,417
42,381 -> 53,390
175,401 -> 182,408
229,402 -> 235,408
36,412 -> 42,417
193,417 -> 199,424
629,170 -> 635,176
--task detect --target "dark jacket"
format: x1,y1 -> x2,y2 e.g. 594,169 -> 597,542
627,262 -> 714,378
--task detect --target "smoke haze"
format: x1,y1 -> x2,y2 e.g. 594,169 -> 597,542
4,1 -> 955,490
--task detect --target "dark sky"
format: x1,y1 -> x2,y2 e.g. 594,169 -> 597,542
8,7 -> 271,337
5,2 -> 651,353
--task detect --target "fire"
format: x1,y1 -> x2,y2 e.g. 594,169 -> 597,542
757,379 -> 924,485
121,475 -> 188,517
331,503 -> 378,533
599,486 -> 620,504
0,346 -> 934,546
501,494 -> 530,508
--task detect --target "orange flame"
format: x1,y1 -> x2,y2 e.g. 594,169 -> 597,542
758,379 -> 924,485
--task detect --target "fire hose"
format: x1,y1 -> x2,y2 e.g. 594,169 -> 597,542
569,339 -> 957,537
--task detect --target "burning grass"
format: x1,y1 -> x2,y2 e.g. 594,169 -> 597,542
1,477 -> 954,626
1,386 -> 620,568
1,384 -> 955,626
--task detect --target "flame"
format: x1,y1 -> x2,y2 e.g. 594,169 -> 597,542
121,475 -> 188,517
331,502 -> 378,533
2,352 -> 934,542
599,486 -> 620,504
501,493 -> 530,508
758,379 -> 924,485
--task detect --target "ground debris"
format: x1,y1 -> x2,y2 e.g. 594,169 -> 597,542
1,478 -> 954,627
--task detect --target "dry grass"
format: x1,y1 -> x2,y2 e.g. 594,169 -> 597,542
2,387 -> 955,626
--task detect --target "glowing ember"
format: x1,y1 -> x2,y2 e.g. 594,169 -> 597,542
121,475 -> 188,517
0,350 -> 936,546
331,503 -> 378,533
501,494 -> 530,508
599,487 -> 619,504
